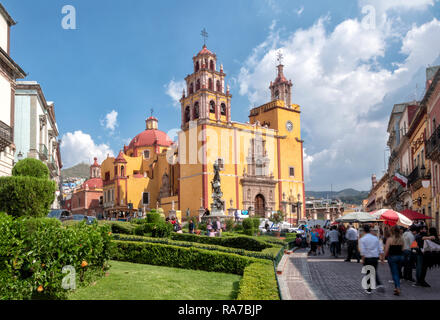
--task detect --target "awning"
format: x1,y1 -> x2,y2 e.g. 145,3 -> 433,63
400,209 -> 433,220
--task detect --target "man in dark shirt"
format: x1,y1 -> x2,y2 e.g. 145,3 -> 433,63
414,226 -> 430,287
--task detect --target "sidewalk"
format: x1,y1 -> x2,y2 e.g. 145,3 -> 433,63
280,244 -> 440,300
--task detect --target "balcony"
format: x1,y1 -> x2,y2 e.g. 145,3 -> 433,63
47,154 -> 57,171
39,144 -> 48,160
407,165 -> 430,190
426,125 -> 440,163
0,120 -> 12,152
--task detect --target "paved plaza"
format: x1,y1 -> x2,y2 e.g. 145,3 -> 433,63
280,244 -> 440,300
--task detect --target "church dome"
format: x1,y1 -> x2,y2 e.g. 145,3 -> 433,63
127,117 -> 173,150
82,177 -> 103,190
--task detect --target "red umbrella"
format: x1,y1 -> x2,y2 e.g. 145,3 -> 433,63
370,209 -> 413,227
400,209 -> 432,220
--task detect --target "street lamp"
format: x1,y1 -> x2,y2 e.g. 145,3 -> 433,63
296,193 -> 302,226
17,151 -> 23,161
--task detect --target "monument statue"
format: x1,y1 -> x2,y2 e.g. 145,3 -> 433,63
210,161 -> 225,215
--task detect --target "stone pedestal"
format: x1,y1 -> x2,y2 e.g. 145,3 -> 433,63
228,208 -> 236,217
198,208 -> 205,223
168,210 -> 176,219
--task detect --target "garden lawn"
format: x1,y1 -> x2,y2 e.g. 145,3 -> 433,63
68,260 -> 241,300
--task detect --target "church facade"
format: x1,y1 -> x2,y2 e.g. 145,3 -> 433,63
101,45 -> 305,220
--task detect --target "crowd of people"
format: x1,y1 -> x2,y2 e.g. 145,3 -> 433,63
297,221 -> 440,296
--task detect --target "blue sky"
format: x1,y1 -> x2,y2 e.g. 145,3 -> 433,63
3,0 -> 440,191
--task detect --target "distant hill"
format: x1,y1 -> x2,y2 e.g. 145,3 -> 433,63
61,163 -> 90,180
306,189 -> 369,205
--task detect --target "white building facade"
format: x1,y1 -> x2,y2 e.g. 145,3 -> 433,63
0,4 -> 25,176
14,81 -> 63,208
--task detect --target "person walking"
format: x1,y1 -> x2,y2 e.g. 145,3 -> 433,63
359,224 -> 384,294
402,225 -> 417,282
316,225 -> 325,255
414,225 -> 430,287
345,224 -> 360,263
328,226 -> 340,258
234,209 -> 240,222
189,218 -> 195,234
310,228 -> 320,256
216,217 -> 222,237
413,226 -> 440,287
384,225 -> 405,296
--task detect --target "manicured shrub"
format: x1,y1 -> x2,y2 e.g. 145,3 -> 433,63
99,221 -> 136,235
112,240 -> 268,275
170,233 -> 271,251
237,262 -> 279,300
0,176 -> 56,218
113,233 -> 280,261
134,220 -> 173,238
0,214 -> 114,299
146,212 -> 161,224
12,158 -> 49,179
224,218 -> 234,231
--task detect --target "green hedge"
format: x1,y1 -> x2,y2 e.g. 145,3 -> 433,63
170,233 -> 271,252
237,262 -> 280,300
146,212 -> 161,224
98,221 -> 137,235
113,234 -> 281,261
134,221 -> 173,238
112,240 -> 268,275
0,214 -> 113,299
0,176 -> 56,218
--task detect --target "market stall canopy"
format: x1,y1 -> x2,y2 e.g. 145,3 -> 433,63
370,208 -> 413,227
400,209 -> 433,220
335,211 -> 379,223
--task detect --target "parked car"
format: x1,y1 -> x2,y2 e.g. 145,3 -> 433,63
47,209 -> 72,221
72,214 -> 96,225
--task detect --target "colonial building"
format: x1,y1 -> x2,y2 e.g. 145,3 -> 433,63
70,158 -> 104,217
366,173 -> 389,212
14,81 -> 63,208
424,65 -> 440,230
101,44 -> 305,220
305,198 -> 344,221
0,4 -> 25,176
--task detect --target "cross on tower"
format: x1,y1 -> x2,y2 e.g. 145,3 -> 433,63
201,28 -> 208,46
277,50 -> 283,65
150,108 -> 154,117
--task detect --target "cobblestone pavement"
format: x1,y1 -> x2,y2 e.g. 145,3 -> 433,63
281,244 -> 440,300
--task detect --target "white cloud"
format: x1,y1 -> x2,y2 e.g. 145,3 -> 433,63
237,15 -> 440,190
60,131 -> 115,168
165,79 -> 186,107
100,110 -> 118,132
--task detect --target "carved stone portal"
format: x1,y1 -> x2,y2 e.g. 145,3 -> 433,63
240,135 -> 276,218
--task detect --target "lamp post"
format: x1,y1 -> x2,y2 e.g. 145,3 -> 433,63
296,193 -> 302,226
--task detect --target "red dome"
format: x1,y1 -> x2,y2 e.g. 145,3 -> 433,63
83,177 -> 103,190
128,129 -> 173,150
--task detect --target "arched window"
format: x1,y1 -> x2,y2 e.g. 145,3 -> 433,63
220,103 -> 226,116
196,79 -> 201,91
193,102 -> 200,119
210,60 -> 215,71
185,106 -> 190,122
195,61 -> 200,72
209,101 -> 216,113
121,166 -> 125,177
216,80 -> 221,92
208,78 -> 213,90
189,83 -> 194,95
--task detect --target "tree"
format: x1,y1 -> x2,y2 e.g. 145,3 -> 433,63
269,211 -> 285,224
12,158 -> 49,179
0,159 -> 55,218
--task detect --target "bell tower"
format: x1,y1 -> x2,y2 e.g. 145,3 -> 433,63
269,52 -> 293,108
180,31 -> 232,130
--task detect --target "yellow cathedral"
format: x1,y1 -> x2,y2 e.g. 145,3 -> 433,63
101,44 -> 305,221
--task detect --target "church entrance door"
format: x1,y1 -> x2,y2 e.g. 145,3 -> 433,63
255,194 -> 265,217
